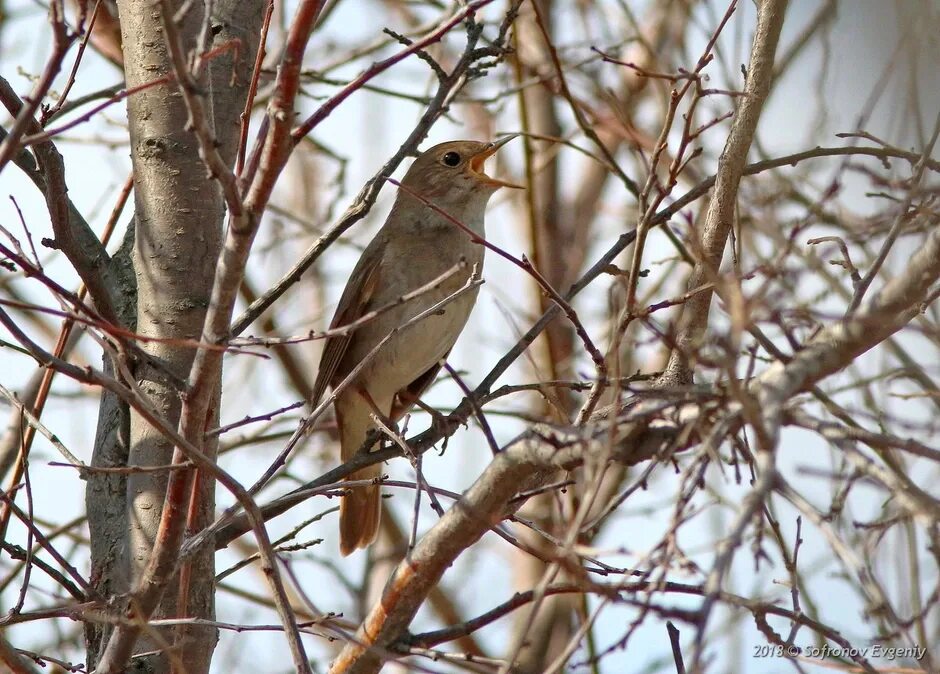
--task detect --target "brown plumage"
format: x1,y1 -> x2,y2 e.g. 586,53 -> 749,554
310,137 -> 519,555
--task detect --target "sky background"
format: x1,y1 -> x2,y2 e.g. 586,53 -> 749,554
1,1 -> 938,672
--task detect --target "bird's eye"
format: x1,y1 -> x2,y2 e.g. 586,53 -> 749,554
441,151 -> 461,167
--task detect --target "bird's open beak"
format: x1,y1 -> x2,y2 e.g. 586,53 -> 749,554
469,134 -> 523,189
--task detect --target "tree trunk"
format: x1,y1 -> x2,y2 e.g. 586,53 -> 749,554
85,2 -> 263,671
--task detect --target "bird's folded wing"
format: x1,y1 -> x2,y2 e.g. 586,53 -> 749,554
309,239 -> 384,407
391,357 -> 447,420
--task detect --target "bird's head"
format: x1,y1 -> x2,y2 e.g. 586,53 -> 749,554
399,136 -> 521,201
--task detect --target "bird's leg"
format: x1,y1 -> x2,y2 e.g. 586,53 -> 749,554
356,386 -> 399,448
410,398 -> 456,453
410,398 -> 447,427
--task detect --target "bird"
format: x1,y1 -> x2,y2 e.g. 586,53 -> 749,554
311,136 -> 519,555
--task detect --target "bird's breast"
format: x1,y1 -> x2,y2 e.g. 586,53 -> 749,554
340,231 -> 484,398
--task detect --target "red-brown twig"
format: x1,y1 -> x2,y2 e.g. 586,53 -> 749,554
290,0 -> 495,144
235,0 -> 274,178
0,173 -> 130,541
96,3 -> 328,672
22,76 -> 171,147
0,1 -> 73,173
242,0 -> 327,213
41,0 -> 103,123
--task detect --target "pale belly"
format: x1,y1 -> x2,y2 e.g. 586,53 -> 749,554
341,274 -> 480,401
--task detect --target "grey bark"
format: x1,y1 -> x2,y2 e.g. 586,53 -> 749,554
85,2 -> 263,672
86,223 -> 136,668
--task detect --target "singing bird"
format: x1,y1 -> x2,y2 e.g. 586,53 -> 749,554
311,136 -> 519,555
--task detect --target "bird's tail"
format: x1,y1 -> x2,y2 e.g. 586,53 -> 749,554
336,394 -> 383,556
339,465 -> 381,556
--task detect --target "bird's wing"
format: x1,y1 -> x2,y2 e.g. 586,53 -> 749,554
309,238 -> 385,407
390,351 -> 452,420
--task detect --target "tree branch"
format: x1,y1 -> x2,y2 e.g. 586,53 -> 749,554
328,414 -> 678,674
665,0 -> 789,388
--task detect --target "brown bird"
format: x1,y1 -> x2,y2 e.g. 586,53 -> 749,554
311,136 -> 519,555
